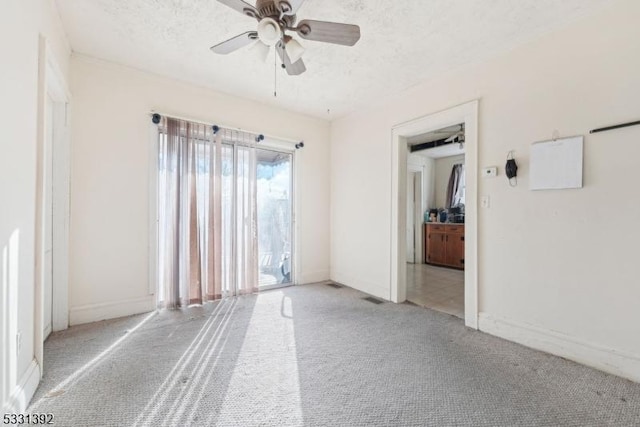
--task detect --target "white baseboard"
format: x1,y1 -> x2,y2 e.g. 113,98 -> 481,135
3,359 -> 40,413
69,295 -> 156,326
478,313 -> 640,383
297,270 -> 330,285
43,324 -> 52,340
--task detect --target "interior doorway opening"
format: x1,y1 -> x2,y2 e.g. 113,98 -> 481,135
390,100 -> 478,329
405,124 -> 466,319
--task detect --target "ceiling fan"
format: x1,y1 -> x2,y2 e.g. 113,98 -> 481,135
211,0 -> 361,76
445,124 -> 465,148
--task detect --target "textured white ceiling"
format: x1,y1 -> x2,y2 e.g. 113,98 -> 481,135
55,0 -> 610,119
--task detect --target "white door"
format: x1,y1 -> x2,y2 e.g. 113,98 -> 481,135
406,172 -> 416,263
43,95 -> 54,339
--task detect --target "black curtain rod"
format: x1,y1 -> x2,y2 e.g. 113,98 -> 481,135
151,113 -> 305,149
590,120 -> 640,134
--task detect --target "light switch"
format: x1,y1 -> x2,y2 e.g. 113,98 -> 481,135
481,196 -> 490,208
482,167 -> 498,178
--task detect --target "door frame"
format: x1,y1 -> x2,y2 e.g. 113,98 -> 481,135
390,100 -> 479,329
34,39 -> 71,372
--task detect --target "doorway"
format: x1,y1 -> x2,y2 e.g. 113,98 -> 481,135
405,126 -> 466,319
390,100 -> 478,329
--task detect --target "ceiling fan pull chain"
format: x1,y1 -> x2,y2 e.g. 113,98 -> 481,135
273,48 -> 277,97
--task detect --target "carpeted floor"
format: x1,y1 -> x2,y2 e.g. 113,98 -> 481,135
29,284 -> 640,426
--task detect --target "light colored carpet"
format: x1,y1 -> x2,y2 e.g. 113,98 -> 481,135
29,284 -> 640,426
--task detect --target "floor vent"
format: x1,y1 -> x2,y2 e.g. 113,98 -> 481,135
363,296 -> 384,305
326,282 -> 343,289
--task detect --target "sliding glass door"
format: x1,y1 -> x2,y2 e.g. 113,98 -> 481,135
157,118 -> 294,307
256,149 -> 293,288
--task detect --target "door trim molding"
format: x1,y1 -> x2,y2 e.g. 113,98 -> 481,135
34,37 -> 71,381
390,100 -> 479,329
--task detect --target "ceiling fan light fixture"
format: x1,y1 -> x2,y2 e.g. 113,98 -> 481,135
249,40 -> 271,62
285,38 -> 305,63
257,17 -> 282,46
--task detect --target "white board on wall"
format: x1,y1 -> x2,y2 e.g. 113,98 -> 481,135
530,136 -> 583,190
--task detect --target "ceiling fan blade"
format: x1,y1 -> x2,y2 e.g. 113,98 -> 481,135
211,31 -> 258,54
217,0 -> 258,18
445,132 -> 464,143
276,41 -> 306,75
295,19 -> 361,46
278,0 -> 306,15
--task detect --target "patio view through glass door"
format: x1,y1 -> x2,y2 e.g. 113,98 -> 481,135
256,148 -> 293,288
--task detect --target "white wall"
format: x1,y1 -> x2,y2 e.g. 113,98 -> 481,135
434,154 -> 465,209
68,56 -> 331,325
331,0 -> 640,381
0,0 -> 70,412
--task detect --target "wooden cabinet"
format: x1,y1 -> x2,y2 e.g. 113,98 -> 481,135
424,223 -> 465,269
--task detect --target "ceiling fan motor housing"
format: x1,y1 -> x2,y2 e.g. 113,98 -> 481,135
256,0 -> 279,17
255,0 -> 296,25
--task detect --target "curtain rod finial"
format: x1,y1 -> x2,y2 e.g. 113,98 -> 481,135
212,125 -> 220,134
152,113 -> 161,124
295,141 -> 304,149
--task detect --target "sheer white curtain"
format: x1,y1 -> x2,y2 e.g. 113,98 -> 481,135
157,117 -> 258,308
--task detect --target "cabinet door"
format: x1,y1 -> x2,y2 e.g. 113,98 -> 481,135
427,232 -> 447,265
423,224 -> 428,263
445,232 -> 465,268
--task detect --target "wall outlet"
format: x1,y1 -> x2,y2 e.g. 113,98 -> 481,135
481,196 -> 490,208
482,167 -> 498,178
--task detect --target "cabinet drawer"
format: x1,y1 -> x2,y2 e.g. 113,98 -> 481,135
428,224 -> 446,232
446,225 -> 464,234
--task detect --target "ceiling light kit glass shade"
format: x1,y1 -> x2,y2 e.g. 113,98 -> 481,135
257,18 -> 282,46
285,38 -> 305,63
250,40 -> 271,62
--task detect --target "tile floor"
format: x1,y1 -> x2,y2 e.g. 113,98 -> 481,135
406,263 -> 464,319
